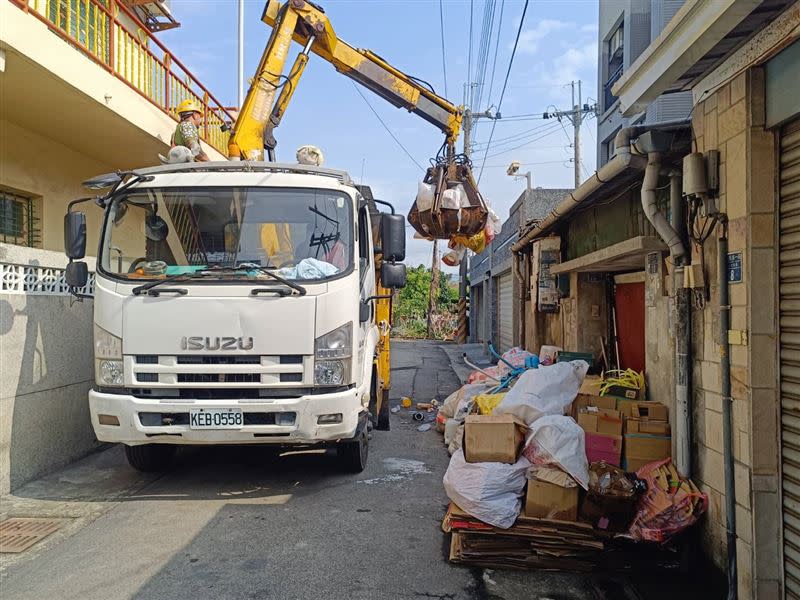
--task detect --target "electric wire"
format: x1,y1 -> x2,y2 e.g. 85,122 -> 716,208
471,120 -> 558,148
351,83 -> 424,171
477,0 -> 530,183
483,122 -> 562,159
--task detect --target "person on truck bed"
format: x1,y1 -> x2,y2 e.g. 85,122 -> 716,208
170,99 -> 209,162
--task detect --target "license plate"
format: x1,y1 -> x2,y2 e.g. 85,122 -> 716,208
189,408 -> 244,429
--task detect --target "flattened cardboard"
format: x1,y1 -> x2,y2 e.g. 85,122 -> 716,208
577,408 -> 623,435
525,479 -> 579,521
632,402 -> 668,421
464,414 -> 527,464
579,376 -> 603,395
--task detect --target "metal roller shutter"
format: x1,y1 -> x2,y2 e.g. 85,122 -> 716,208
497,272 -> 513,352
781,118 -> 800,599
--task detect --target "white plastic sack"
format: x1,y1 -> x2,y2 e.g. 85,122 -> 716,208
522,415 -> 589,489
276,258 -> 339,280
493,360 -> 589,425
443,449 -> 530,529
416,181 -> 435,212
296,144 -> 324,166
453,383 -> 494,422
447,422 -> 464,455
440,184 -> 468,210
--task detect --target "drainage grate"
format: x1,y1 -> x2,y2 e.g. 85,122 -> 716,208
0,517 -> 64,553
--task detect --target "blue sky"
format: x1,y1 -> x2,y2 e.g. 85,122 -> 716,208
160,0 -> 600,269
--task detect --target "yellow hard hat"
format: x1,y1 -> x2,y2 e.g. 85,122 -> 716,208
176,98 -> 203,116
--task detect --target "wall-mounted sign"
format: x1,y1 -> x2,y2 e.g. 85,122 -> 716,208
727,251 -> 743,284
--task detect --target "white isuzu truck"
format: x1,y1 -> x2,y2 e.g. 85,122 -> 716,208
63,162 -> 407,473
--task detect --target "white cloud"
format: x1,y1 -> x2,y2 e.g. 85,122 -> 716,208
516,19 -> 572,55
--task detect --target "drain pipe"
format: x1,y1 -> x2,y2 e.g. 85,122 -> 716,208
718,218 -> 737,599
513,251 -> 527,348
641,152 -> 691,477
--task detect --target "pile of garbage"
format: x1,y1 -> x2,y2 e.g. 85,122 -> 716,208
432,345 -> 707,571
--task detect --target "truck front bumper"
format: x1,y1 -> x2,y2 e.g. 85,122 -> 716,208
89,387 -> 365,446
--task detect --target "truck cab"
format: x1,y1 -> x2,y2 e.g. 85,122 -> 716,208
63,162 -> 406,473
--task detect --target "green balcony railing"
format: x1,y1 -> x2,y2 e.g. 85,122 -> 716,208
11,0 -> 234,156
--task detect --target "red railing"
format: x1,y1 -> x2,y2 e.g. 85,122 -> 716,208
10,0 -> 234,155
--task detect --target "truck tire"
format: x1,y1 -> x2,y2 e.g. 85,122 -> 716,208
338,428 -> 368,473
124,444 -> 176,472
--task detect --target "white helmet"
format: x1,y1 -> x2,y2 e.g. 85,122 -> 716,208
296,145 -> 324,166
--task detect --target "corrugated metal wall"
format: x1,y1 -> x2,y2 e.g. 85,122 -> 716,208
497,272 -> 513,352
780,117 -> 800,599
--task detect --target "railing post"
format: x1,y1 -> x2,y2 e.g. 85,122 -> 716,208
108,0 -> 116,69
203,91 -> 209,140
164,53 -> 171,112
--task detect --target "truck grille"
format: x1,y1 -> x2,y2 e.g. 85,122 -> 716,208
128,355 -> 311,388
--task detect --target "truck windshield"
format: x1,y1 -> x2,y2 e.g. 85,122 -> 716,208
99,186 -> 354,282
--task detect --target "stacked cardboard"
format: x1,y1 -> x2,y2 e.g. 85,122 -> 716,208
624,403 -> 671,471
464,414 -> 527,463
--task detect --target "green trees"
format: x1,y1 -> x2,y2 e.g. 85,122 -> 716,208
393,265 -> 459,339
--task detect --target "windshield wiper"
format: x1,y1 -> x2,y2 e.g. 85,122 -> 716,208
131,272 -> 206,296
206,263 -> 307,296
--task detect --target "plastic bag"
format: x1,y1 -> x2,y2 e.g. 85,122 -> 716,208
296,145 -> 324,166
443,245 -> 466,267
521,415 -> 589,489
440,383 -> 493,421
416,181 -> 435,213
484,206 -> 501,244
443,449 -> 530,529
451,231 -> 487,254
276,258 -> 339,279
475,393 -> 506,415
627,458 -> 709,543
493,361 -> 589,425
447,422 -> 465,455
440,185 -> 467,210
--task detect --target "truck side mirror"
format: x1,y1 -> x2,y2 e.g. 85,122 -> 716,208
381,262 -> 406,289
380,213 -> 405,262
64,212 -> 87,259
65,261 -> 89,288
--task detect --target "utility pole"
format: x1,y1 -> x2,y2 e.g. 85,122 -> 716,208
426,240 -> 441,338
543,80 -> 595,189
572,80 -> 582,189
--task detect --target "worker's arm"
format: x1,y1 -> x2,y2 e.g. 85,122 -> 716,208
229,0 -> 462,161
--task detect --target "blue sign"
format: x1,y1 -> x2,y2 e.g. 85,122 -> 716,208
727,251 -> 743,284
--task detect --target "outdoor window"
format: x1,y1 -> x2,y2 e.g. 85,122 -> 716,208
0,191 -> 41,248
604,21 -> 624,111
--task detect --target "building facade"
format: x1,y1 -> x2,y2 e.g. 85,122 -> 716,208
514,1 -> 800,597
597,0 -> 692,166
469,188 -> 568,352
0,0 -> 230,494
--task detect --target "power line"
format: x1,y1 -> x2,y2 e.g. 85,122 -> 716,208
351,83 -> 424,171
480,159 -> 568,169
438,0 -> 448,98
485,0 -> 505,110
467,0 -> 474,106
478,0 -> 530,182
471,120 -> 557,148
483,123 -> 563,160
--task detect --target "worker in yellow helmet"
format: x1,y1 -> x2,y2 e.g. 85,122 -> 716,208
170,99 -> 209,162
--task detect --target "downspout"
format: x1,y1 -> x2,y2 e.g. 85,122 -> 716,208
641,152 -> 691,478
718,220 -> 737,600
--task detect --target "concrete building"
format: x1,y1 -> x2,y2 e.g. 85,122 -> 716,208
469,188 -> 568,352
0,0 -> 231,494
514,0 -> 800,597
596,0 -> 692,166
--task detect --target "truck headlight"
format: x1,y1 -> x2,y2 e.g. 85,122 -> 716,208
314,323 -> 352,385
95,325 -> 123,386
98,360 -> 124,386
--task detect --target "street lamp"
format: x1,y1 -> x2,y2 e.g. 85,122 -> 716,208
507,161 -> 532,199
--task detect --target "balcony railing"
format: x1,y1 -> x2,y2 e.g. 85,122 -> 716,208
10,0 -> 234,156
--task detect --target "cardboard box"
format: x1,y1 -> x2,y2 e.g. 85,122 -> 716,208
524,479 -> 579,521
577,407 -> 623,436
624,433 -> 671,472
570,393 -> 617,418
617,398 -> 645,419
584,432 -> 623,466
633,402 -> 668,421
579,376 -> 603,395
625,418 -> 671,435
464,414 -> 527,464
603,385 -> 641,401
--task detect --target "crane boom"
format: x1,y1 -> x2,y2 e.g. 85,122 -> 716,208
229,0 -> 487,240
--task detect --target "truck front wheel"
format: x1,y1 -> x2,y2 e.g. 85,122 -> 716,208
338,428 -> 368,473
124,444 -> 176,472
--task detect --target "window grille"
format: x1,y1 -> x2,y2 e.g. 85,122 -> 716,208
0,192 -> 41,248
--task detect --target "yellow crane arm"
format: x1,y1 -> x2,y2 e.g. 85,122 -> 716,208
228,0 -> 463,161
